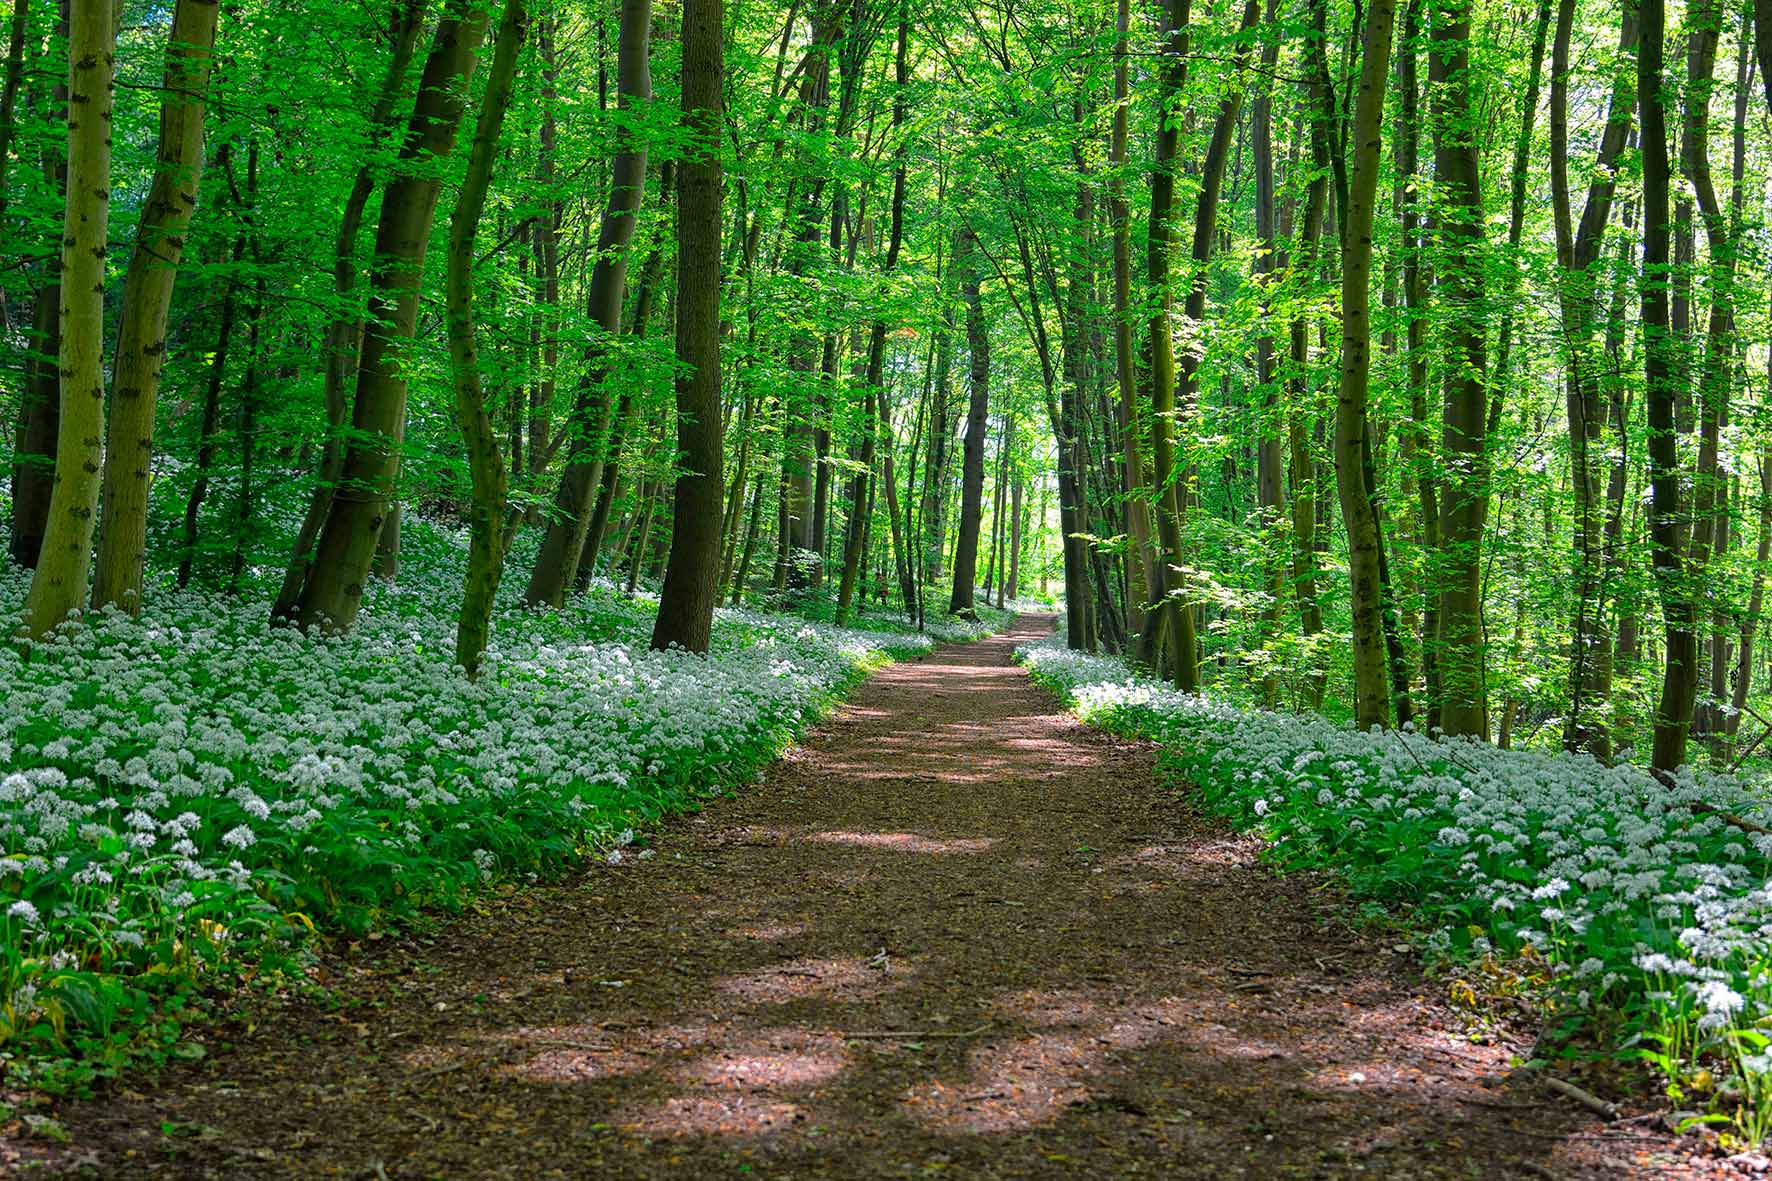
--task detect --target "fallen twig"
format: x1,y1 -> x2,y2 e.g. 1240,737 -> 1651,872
841,1023 -> 994,1040
1542,1076 -> 1618,1121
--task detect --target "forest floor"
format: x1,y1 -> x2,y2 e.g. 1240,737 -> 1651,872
16,616 -> 1740,1178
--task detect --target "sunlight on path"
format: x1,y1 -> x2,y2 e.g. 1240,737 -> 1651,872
54,616 -> 1652,1179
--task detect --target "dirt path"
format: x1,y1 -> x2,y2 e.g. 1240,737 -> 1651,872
42,616 -> 1697,1178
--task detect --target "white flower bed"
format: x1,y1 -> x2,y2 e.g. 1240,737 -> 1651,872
0,533 -> 934,1064
1019,632 -> 1772,1115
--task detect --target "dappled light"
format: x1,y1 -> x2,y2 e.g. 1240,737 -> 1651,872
802,830 -> 996,854
8,0 -> 1753,1165
33,619 -> 1654,1178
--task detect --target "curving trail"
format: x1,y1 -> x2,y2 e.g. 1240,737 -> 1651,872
50,616 -> 1684,1178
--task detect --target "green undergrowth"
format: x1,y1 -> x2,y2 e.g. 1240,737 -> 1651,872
0,520 -> 1006,1097
1019,634 -> 1772,1146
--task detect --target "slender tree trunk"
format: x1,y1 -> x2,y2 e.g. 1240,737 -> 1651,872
227,266 -> 264,595
949,230 -> 990,614
11,285 -> 59,569
90,0 -> 219,611
0,0 -> 29,239
1727,455 -> 1772,750
1428,0 -> 1490,738
1553,0 -> 1638,755
1137,0 -> 1196,682
580,162 -> 674,585
650,0 -> 723,653
984,414 -> 1009,601
526,0 -> 652,607
1252,0 -> 1284,707
1642,0 -> 1692,773
1109,0 -> 1153,640
273,0 -> 427,622
178,230 -> 242,588
448,0 -> 527,677
1394,0 -> 1441,721
1332,0 -> 1397,729
837,6 -> 909,623
296,3 -> 490,632
626,479 -> 658,594
21,0 -> 115,639
732,473 -> 766,605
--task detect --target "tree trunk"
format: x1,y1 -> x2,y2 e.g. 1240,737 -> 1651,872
526,0 -> 652,607
273,0 -> 427,622
296,2 -> 490,632
90,0 -> 219,612
448,0 -> 527,678
21,0 -> 115,639
1007,476 -> 1023,602
1108,0 -> 1153,641
1136,0 -> 1197,683
948,230 -> 990,615
178,225 -> 244,588
650,0 -> 723,653
836,6 -> 909,623
1252,0 -> 1283,707
1553,0 -> 1638,756
10,285 -> 58,569
1428,0 -> 1490,739
579,161 -> 674,586
1332,0 -> 1397,729
1642,0 -> 1692,774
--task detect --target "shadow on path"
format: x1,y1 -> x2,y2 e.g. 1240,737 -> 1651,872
49,616 -> 1673,1178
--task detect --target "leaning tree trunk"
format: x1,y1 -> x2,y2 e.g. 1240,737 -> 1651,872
91,0 -> 220,612
525,0 -> 652,608
21,0 -> 115,640
272,0 -> 427,623
1332,0 -> 1397,731
650,0 -> 723,653
448,0 -> 527,678
295,3 -> 489,633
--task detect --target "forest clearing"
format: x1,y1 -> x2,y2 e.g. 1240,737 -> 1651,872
6,0 -> 1772,1173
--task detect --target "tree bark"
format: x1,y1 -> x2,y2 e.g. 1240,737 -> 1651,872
526,0 -> 652,607
21,0 -> 116,639
650,0 -> 724,653
948,229 -> 990,614
1136,0 -> 1196,683
1642,0 -> 1692,773
448,0 -> 528,677
1332,0 -> 1397,730
90,0 -> 220,612
1553,0 -> 1638,756
273,0 -> 428,622
1428,0 -> 1490,739
837,5 -> 908,624
295,2 -> 490,632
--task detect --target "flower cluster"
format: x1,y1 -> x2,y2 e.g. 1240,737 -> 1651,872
0,521 -> 937,1065
1018,634 -> 1772,1116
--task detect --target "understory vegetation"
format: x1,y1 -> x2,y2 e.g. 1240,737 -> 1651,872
0,518 -> 1005,1092
1020,631 -> 1772,1143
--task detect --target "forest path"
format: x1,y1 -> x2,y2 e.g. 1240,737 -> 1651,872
54,615 -> 1672,1178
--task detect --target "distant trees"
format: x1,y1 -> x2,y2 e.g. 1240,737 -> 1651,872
9,0 -> 1772,776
